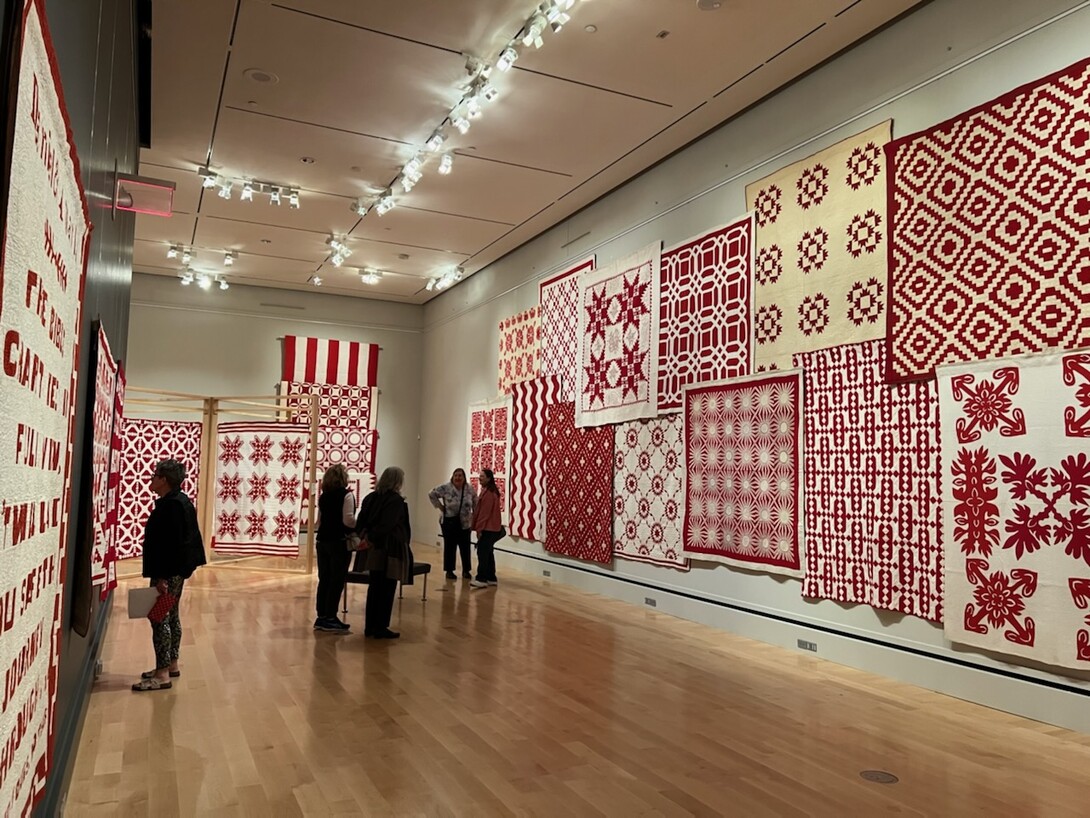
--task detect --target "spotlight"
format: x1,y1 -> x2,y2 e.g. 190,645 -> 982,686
360,268 -> 383,285
522,14 -> 546,48
425,129 -> 446,152
466,96 -> 482,119
167,244 -> 179,259
196,274 -> 212,290
288,189 -> 300,209
404,154 -> 423,177
351,198 -> 370,217
241,181 -> 255,202
181,248 -> 192,265
217,179 -> 233,199
452,115 -> 471,135
399,174 -> 417,193
224,251 -> 236,267
269,187 -> 282,206
480,83 -> 499,102
198,166 -> 217,188
438,152 -> 453,175
179,271 -> 194,286
425,278 -> 437,291
217,277 -> 229,291
375,191 -> 396,215
496,46 -> 519,72
311,275 -> 323,287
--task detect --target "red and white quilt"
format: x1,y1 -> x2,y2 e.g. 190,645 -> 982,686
614,416 -> 689,570
116,418 -> 204,560
576,242 -> 661,427
508,375 -> 564,542
940,350 -> 1090,669
316,426 -> 377,475
280,381 -> 378,428
540,257 -> 595,401
797,340 -> 942,620
89,326 -> 119,587
498,306 -> 541,395
745,121 -> 892,371
212,421 -> 309,558
544,401 -> 614,564
887,57 -> 1090,383
467,396 -> 511,520
683,372 -> 803,576
101,366 -> 125,598
281,335 -> 379,386
658,216 -> 754,413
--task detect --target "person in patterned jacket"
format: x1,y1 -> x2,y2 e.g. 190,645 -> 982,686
428,468 -> 476,580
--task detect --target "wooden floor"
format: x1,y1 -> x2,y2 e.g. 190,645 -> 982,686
69,546 -> 1090,817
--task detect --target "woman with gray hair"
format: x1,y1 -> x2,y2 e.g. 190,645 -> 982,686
355,466 -> 413,639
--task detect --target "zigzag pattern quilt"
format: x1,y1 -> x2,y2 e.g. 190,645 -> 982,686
940,350 -> 1090,669
797,340 -> 942,620
540,257 -> 595,401
887,57 -> 1090,382
745,121 -> 892,371
498,306 -> 541,395
508,376 -> 564,542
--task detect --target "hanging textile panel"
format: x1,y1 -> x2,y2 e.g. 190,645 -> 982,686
281,335 -> 379,386
89,326 -> 119,587
576,241 -> 661,427
540,256 -> 595,401
745,121 -> 892,371
940,350 -> 1090,669
212,422 -> 309,558
116,418 -> 204,560
544,402 -> 614,564
280,381 -> 378,428
467,396 -> 511,520
797,340 -> 942,620
683,372 -> 803,577
498,305 -> 541,395
316,426 -> 377,475
887,57 -> 1090,383
658,215 -> 754,413
613,415 -> 689,570
101,367 -> 126,599
508,375 -> 564,541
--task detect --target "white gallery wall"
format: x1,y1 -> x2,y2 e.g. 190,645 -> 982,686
416,0 -> 1090,731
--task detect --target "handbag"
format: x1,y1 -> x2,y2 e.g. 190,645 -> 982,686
147,591 -> 178,624
346,531 -> 371,551
497,525 -> 507,541
127,586 -> 160,619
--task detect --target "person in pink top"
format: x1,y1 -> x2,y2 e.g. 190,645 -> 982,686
470,468 -> 504,589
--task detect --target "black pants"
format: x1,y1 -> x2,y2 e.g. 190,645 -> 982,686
441,517 -> 472,574
365,568 -> 398,634
475,530 -> 501,582
315,538 -> 350,619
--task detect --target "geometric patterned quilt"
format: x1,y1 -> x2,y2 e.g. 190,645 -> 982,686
613,415 -> 689,570
508,375 -> 564,542
576,241 -> 661,427
498,305 -> 540,395
90,325 -> 119,587
544,401 -> 614,564
682,372 -> 803,577
467,396 -> 511,521
939,349 -> 1090,669
115,418 -> 204,560
317,426 -> 378,475
101,366 -> 126,598
887,57 -> 1090,383
657,215 -> 753,413
797,340 -> 942,620
745,121 -> 892,371
540,256 -> 595,401
280,381 -> 378,428
211,421 -> 309,558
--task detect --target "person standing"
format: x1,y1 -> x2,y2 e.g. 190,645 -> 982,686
428,468 -> 476,580
133,459 -> 205,692
314,464 -> 356,633
356,466 -> 413,639
470,468 -> 503,589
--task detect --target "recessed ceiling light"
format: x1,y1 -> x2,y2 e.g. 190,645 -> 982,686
260,239 -> 272,245
350,165 -> 363,173
584,24 -> 597,33
243,68 -> 279,84
696,0 -> 722,9
397,253 -> 410,260
300,156 -> 315,164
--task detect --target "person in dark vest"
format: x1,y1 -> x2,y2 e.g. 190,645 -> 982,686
133,458 -> 205,691
314,464 -> 356,633
356,466 -> 412,639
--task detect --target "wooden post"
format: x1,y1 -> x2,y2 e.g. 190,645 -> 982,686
305,391 -> 318,576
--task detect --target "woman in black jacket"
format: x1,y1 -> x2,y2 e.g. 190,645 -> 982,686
356,465 -> 412,639
314,464 -> 356,633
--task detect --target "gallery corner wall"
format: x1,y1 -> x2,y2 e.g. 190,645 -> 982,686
416,0 -> 1090,733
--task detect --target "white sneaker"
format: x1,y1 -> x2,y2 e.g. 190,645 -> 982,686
486,581 -> 498,586
469,580 -> 489,589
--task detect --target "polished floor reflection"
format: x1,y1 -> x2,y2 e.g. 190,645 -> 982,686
69,546 -> 1090,816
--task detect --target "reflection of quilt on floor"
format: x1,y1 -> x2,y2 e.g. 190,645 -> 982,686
116,418 -> 204,559
212,422 -> 309,558
939,350 -> 1090,669
797,340 -> 941,620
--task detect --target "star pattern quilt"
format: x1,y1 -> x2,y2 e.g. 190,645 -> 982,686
658,216 -> 754,413
576,242 -> 661,427
544,402 -> 614,564
887,57 -> 1090,383
116,418 -> 204,560
89,326 -> 119,587
614,415 -> 689,570
745,121 -> 892,371
683,372 -> 803,576
280,381 -> 378,428
797,340 -> 942,620
467,396 -> 511,520
940,350 -> 1090,669
212,422 -> 309,558
508,375 -> 564,542
498,306 -> 541,395
540,257 -> 595,401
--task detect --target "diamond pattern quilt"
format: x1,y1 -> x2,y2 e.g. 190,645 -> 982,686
614,415 -> 689,570
939,350 -> 1090,669
498,306 -> 541,395
683,372 -> 803,576
540,257 -> 595,401
116,418 -> 204,560
658,216 -> 754,413
89,326 -> 119,587
467,396 -> 511,520
280,381 -> 378,428
887,57 -> 1090,382
576,242 -> 661,427
101,367 -> 125,598
745,121 -> 892,371
508,375 -> 564,542
544,401 -> 614,564
212,422 -> 309,558
796,340 -> 942,620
